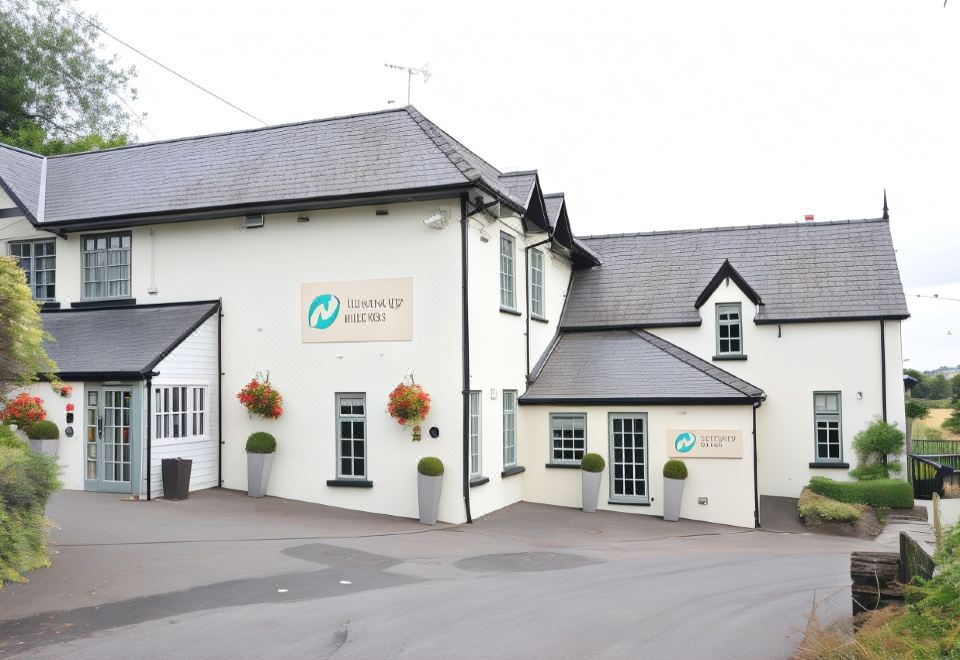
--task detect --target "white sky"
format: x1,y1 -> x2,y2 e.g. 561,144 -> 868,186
73,0 -> 960,371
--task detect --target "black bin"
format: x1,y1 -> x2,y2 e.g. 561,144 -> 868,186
161,458 -> 193,500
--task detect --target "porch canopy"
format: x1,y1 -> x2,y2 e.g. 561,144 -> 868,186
40,301 -> 219,381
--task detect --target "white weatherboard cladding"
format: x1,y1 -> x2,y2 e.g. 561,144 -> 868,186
148,313 -> 220,499
653,282 -> 906,498
518,404 -> 757,528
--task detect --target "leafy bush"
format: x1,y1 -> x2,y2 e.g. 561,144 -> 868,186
25,420 -> 58,440
0,424 -> 26,450
944,402 -> 960,433
663,459 -> 688,480
245,432 -> 276,454
0,393 -> 46,429
808,476 -> 913,509
850,419 -> 904,480
580,452 -> 605,473
798,489 -> 863,523
417,456 -> 444,476
904,399 -> 930,421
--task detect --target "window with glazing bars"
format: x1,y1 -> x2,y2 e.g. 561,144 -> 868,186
9,240 -> 55,300
502,390 -> 517,468
469,391 -> 481,477
530,248 -> 545,318
155,386 -> 206,439
500,232 -> 516,309
82,233 -> 131,299
550,413 -> 586,464
716,303 -> 743,355
814,392 -> 842,462
337,394 -> 366,479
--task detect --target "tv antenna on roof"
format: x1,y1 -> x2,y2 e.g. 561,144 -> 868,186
384,63 -> 431,105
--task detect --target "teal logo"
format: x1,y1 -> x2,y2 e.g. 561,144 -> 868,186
674,432 -> 697,453
308,294 -> 340,329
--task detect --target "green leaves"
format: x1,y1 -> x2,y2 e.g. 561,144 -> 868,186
0,256 -> 56,396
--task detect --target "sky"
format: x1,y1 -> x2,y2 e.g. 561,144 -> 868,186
71,0 -> 960,371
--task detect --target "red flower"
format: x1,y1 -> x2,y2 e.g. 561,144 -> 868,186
236,373 -> 283,419
66,403 -> 75,412
1,393 -> 47,429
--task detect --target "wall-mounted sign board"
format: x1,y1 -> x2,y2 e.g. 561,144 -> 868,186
300,278 -> 413,343
667,429 -> 743,459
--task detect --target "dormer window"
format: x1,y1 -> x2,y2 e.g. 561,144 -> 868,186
716,303 -> 743,357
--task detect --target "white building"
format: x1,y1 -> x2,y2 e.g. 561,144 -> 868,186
0,106 -> 909,527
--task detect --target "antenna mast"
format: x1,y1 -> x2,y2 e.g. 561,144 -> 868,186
384,63 -> 431,104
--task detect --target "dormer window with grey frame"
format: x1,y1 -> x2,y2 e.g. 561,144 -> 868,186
812,391 -> 844,465
500,231 -> 517,312
82,232 -> 131,299
9,239 -> 55,301
715,303 -> 743,358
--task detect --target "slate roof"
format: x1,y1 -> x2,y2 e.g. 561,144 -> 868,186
562,218 -> 909,328
521,330 -> 763,403
0,144 -> 43,220
41,302 -> 219,379
544,193 -> 564,228
501,171 -> 538,208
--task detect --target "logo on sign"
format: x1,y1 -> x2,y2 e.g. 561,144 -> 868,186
674,432 -> 697,453
307,294 -> 340,329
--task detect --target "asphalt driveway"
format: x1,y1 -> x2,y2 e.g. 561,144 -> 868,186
0,490 -> 875,659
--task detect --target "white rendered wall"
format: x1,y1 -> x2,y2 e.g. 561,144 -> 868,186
518,404 -> 757,528
653,282 -> 907,498
148,313 -> 220,498
17,381 -> 84,490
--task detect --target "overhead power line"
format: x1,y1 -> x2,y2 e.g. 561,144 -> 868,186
911,294 -> 960,303
63,5 -> 268,127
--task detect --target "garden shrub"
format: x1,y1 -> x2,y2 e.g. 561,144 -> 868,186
663,459 -> 688,480
808,476 -> 913,509
25,420 -> 58,440
417,456 -> 444,476
850,419 -> 904,480
580,452 -> 605,473
0,424 -> 26,450
798,489 -> 862,523
245,432 -> 276,454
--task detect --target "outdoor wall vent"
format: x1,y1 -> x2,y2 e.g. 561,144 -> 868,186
242,214 -> 265,229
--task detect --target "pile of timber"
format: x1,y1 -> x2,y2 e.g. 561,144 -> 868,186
850,551 -> 903,615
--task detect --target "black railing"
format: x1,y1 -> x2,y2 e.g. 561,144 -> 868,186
908,453 -> 960,499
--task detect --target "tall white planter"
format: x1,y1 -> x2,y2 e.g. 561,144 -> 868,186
582,471 -> 602,513
29,439 -> 60,457
247,453 -> 274,498
418,474 -> 443,524
663,478 -> 685,522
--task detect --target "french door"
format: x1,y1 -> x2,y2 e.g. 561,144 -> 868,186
85,387 -> 140,493
609,413 -> 649,504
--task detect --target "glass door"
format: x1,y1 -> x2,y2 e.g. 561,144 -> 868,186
84,386 -> 139,493
609,414 -> 649,504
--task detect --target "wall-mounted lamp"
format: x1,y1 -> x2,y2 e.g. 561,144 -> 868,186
857,391 -> 863,400
479,228 -> 490,243
422,210 -> 448,229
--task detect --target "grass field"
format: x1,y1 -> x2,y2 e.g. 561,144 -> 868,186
913,408 -> 960,440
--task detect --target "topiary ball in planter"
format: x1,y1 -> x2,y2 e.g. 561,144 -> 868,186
245,432 -> 276,454
26,419 -> 59,456
417,456 -> 444,476
663,459 -> 688,480
581,452 -> 605,473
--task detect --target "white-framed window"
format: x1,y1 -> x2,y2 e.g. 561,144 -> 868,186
716,303 -> 743,356
9,239 -> 56,300
814,392 -> 842,462
469,391 -> 481,478
500,232 -> 516,310
529,248 -> 545,319
550,413 -> 586,464
82,232 -> 131,299
336,393 -> 366,479
155,386 -> 207,440
503,390 -> 517,468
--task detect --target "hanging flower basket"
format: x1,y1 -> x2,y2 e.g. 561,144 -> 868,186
51,382 -> 72,398
387,383 -> 431,441
1,393 -> 47,429
237,373 -> 284,419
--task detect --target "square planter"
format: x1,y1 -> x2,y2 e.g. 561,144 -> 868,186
28,439 -> 59,457
582,470 -> 602,512
247,453 -> 274,498
663,477 -> 685,522
418,473 -> 443,524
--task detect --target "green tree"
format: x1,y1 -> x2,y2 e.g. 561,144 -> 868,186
950,373 -> 960,401
905,369 -> 930,399
927,374 -> 951,400
0,256 -> 56,396
849,419 -> 904,481
944,401 -> 960,434
0,0 -> 137,155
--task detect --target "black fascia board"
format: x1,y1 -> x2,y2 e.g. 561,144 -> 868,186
558,321 -> 703,332
55,371 -> 148,382
695,259 -> 763,309
40,299 -> 222,314
518,396 -> 758,406
141,301 -> 221,374
754,314 -> 910,324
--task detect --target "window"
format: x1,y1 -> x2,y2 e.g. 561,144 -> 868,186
814,392 -> 842,462
336,394 -> 366,479
469,391 -> 481,477
82,232 -> 131,299
609,414 -> 648,503
503,390 -> 517,468
500,232 -> 516,310
716,303 -> 743,355
155,386 -> 207,440
9,240 -> 55,300
550,413 -> 586,464
530,249 -> 545,318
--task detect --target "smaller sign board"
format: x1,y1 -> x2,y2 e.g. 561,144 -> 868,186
667,429 -> 743,459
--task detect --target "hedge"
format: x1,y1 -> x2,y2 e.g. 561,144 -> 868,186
808,476 -> 913,509
798,488 -> 862,523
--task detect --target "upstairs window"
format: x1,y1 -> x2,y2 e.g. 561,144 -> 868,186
500,232 -> 516,310
9,240 -> 56,300
502,390 -> 518,468
529,248 -> 545,319
716,303 -> 743,356
82,232 -> 131,299
813,392 -> 843,462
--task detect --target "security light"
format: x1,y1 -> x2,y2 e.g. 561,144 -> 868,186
422,210 -> 447,229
